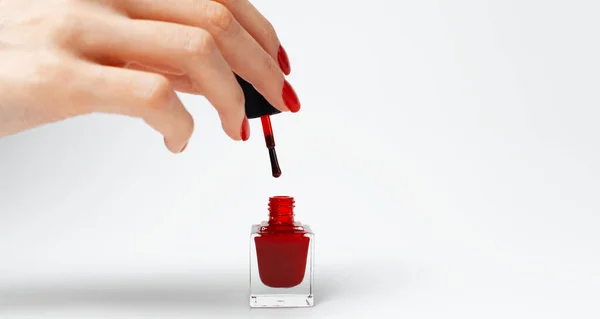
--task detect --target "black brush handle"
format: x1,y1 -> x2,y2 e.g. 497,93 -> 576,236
236,74 -> 281,119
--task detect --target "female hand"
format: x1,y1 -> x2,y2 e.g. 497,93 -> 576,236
0,0 -> 299,153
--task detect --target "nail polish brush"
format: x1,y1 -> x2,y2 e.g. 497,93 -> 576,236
235,74 -> 283,178
260,115 -> 281,178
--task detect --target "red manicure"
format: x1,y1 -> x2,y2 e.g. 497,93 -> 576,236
241,116 -> 250,141
277,46 -> 291,75
282,80 -> 300,113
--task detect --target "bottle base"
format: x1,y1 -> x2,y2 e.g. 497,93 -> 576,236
249,294 -> 314,308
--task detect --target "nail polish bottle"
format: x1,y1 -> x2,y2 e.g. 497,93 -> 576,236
250,196 -> 314,308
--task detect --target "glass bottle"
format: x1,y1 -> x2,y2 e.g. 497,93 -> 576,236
250,196 -> 314,308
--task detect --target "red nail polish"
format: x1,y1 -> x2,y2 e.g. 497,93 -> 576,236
250,196 -> 314,308
277,46 -> 291,75
241,116 -> 250,141
180,142 -> 188,153
282,80 -> 301,113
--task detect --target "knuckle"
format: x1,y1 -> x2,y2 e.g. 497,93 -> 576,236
204,2 -> 236,34
141,75 -> 174,109
264,53 -> 280,75
182,29 -> 217,57
49,8 -> 83,45
253,55 -> 280,92
32,52 -> 72,89
262,21 -> 278,45
30,51 -> 86,116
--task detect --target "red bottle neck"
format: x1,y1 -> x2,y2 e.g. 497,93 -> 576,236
268,196 -> 295,225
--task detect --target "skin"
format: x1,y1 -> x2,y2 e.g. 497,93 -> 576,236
0,0 -> 295,153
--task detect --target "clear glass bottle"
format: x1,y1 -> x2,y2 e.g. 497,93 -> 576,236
250,196 -> 314,308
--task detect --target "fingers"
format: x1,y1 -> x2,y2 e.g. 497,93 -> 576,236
77,61 -> 194,153
80,18 -> 247,140
212,0 -> 290,73
117,0 -> 295,113
125,62 -> 200,95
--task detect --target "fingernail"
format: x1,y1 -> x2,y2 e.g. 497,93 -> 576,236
180,142 -> 188,153
282,80 -> 300,113
241,116 -> 250,141
277,45 -> 291,75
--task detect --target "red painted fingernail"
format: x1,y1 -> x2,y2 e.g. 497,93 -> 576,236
277,45 -> 291,75
241,116 -> 250,141
282,80 -> 300,113
180,142 -> 188,153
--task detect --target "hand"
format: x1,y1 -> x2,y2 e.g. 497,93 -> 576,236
0,0 -> 299,153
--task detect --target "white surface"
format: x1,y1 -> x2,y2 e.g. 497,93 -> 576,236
1,0 -> 600,318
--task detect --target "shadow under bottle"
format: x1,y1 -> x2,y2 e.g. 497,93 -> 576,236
250,196 -> 314,308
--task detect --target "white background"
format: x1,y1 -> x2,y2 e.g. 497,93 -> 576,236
1,0 -> 600,318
